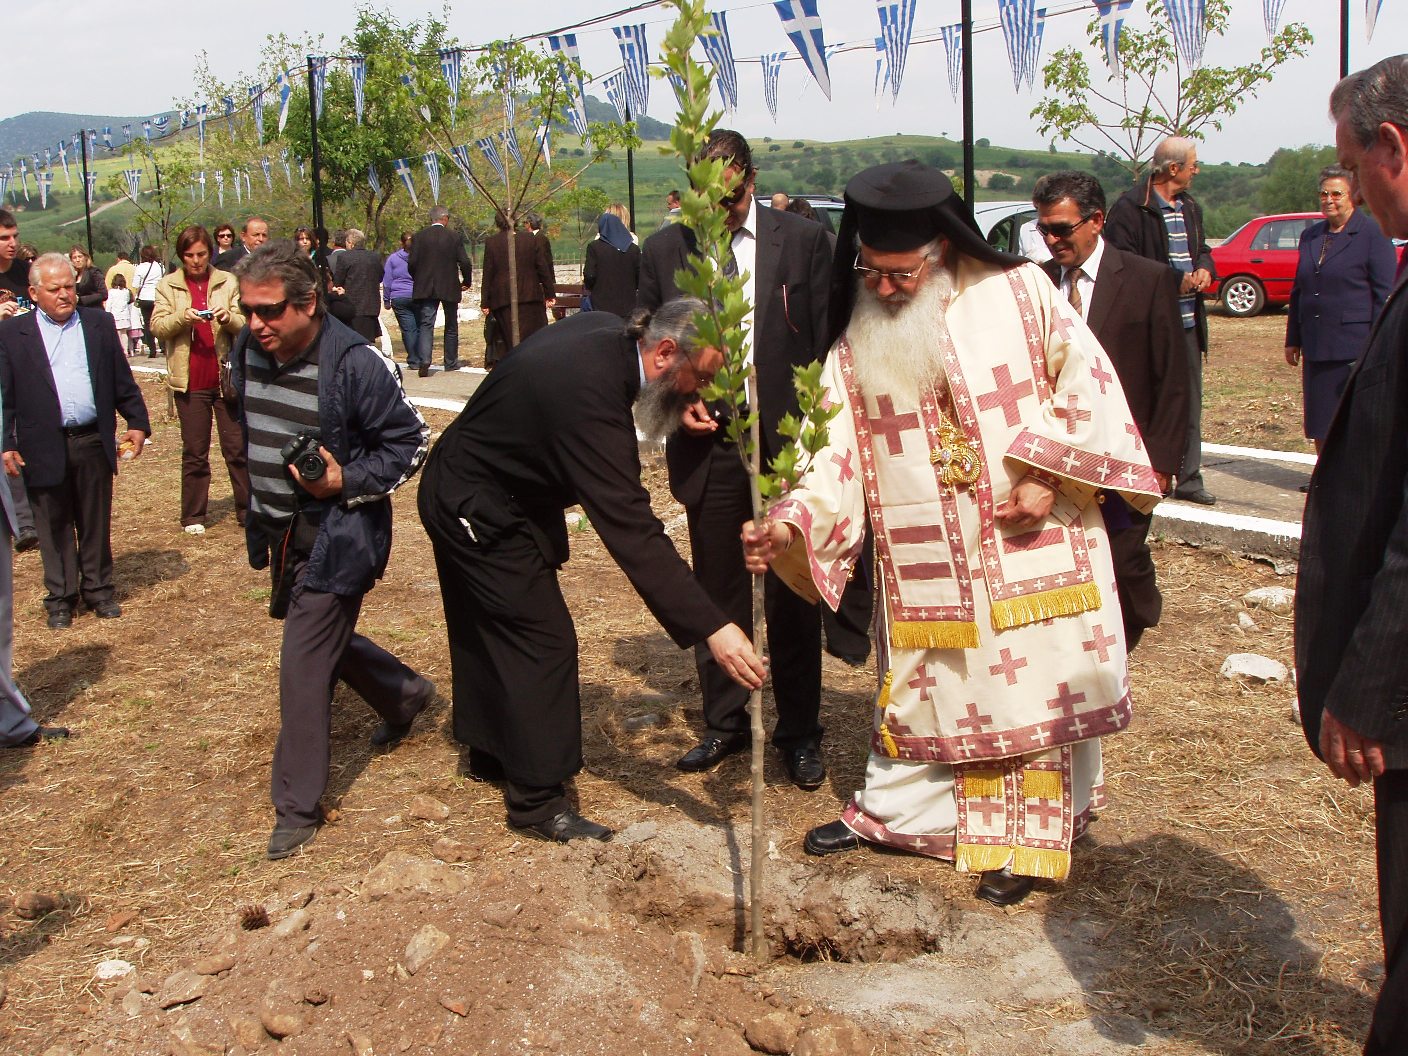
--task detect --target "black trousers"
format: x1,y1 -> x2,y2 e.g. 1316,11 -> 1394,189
413,299 -> 459,369
1107,509 -> 1161,652
349,315 -> 382,344
28,431 -> 115,615
1367,769 -> 1408,1054
270,554 -> 431,828
686,445 -> 822,750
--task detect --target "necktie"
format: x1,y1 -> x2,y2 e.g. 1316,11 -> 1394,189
722,228 -> 739,280
1066,266 -> 1084,317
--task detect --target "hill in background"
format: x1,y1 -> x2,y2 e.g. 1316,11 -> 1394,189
0,111 -> 176,162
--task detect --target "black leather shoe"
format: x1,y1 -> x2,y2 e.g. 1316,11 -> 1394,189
803,820 -> 863,856
5,725 -> 70,748
47,609 -> 72,629
13,528 -> 38,553
781,745 -> 826,790
1173,488 -> 1216,506
443,363 -> 462,372
417,366 -> 431,377
976,870 -> 1035,906
370,679 -> 436,748
94,600 -> 122,619
267,824 -> 319,860
675,733 -> 748,773
512,809 -> 612,844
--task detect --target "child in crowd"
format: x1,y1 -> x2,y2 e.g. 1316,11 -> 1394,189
105,275 -> 136,356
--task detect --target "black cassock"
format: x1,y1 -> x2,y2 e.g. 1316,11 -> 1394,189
418,311 -> 727,791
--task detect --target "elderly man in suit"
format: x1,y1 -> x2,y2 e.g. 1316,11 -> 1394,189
407,206 -> 474,377
637,128 -> 845,790
213,217 -> 268,271
1033,170 -> 1189,650
481,211 -> 556,367
1297,55 -> 1408,1056
0,253 -> 149,629
329,228 -> 385,344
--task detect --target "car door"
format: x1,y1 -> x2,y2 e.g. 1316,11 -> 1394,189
1247,218 -> 1313,303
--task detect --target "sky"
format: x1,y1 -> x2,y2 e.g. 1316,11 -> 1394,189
8,1 -> 1406,165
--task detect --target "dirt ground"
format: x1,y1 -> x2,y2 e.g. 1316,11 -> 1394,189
0,312 -> 1383,1056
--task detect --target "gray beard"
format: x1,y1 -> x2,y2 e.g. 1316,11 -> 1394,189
846,267 -> 954,403
634,361 -> 698,443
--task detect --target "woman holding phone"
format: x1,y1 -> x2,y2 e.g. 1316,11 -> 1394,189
150,225 -> 249,535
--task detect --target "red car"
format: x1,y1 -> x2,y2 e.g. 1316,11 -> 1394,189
1205,211 -> 1321,317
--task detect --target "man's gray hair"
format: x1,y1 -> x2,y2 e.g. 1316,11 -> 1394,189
625,297 -> 707,353
1032,170 -> 1106,215
1150,136 -> 1196,179
242,216 -> 266,233
31,252 -> 76,281
429,205 -> 450,223
1331,56 -> 1408,149
233,240 -> 323,317
1320,164 -> 1352,186
345,228 -> 366,249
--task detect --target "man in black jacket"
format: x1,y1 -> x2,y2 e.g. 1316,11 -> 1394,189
418,301 -> 766,843
329,228 -> 384,343
213,216 -> 268,271
1297,55 -> 1408,1056
230,241 -> 433,861
407,206 -> 473,377
1105,137 -> 1216,505
637,129 -> 845,790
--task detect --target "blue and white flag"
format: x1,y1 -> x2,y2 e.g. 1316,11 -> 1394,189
449,144 -> 476,194
349,57 -> 366,125
666,70 -> 688,100
773,0 -> 831,100
277,70 -> 294,133
423,152 -> 442,203
1030,8 -> 1048,90
1366,0 -> 1384,40
196,103 -> 209,160
102,126 -> 113,150
547,34 -> 590,138
312,56 -> 328,119
15,160 -> 28,201
280,149 -> 292,185
57,142 -> 70,185
260,156 -> 273,190
401,73 -> 433,123
761,52 -> 785,121
939,24 -> 963,102
491,47 -> 518,127
1261,0 -> 1288,40
535,120 -> 552,169
874,37 -> 889,101
233,168 -> 243,205
0,173 -> 9,205
877,1 -> 917,101
30,154 -> 41,176
440,48 -> 462,122
153,114 -> 170,134
1161,0 -> 1206,69
1092,1 -> 1134,77
297,156 -> 305,180
368,165 -> 382,198
87,129 -> 98,155
699,12 -> 740,112
250,84 -> 265,143
84,170 -> 96,206
38,170 -> 51,209
502,128 -> 524,169
43,148 -> 51,170
393,157 -> 418,207
214,170 -> 225,209
122,168 -> 142,202
476,136 -> 507,183
222,96 -> 235,139
613,24 -> 650,117
604,72 -> 630,124
120,125 -> 131,145
998,0 -> 1040,91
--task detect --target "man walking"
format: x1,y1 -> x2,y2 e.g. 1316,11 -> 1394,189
480,212 -> 555,365
330,229 -> 384,343
1106,137 -> 1216,505
407,206 -> 473,377
229,241 -> 434,860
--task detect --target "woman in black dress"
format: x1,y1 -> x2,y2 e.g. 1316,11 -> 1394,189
582,210 -> 640,318
68,246 -> 107,308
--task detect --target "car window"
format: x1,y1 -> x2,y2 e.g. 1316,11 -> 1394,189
1250,219 -> 1312,251
988,216 -> 1016,252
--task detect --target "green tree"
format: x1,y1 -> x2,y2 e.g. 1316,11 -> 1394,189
1032,0 -> 1311,177
988,172 -> 1017,192
1260,144 -> 1337,214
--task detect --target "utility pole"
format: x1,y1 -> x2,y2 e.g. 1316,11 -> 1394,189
78,130 -> 94,259
625,99 -> 637,233
307,56 -> 325,233
1340,0 -> 1350,79
961,0 -> 975,207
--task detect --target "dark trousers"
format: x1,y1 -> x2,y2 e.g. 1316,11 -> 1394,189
413,299 -> 459,369
4,474 -> 33,537
1176,327 -> 1204,493
687,445 -> 822,749
138,300 -> 157,355
349,315 -> 381,344
489,303 -> 549,359
174,388 -> 249,527
1367,769 -> 1408,1054
1107,509 -> 1161,652
29,431 -> 114,615
389,298 -> 419,360
270,555 -> 431,828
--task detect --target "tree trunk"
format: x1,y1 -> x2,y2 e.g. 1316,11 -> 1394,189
507,223 -> 520,349
746,371 -> 768,962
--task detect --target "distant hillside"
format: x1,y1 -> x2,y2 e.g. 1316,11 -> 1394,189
580,95 -> 672,140
0,111 -> 178,162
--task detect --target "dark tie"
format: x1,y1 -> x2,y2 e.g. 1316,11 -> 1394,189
1066,266 -> 1084,316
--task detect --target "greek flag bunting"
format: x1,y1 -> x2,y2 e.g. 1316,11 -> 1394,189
38,171 -> 51,209
57,142 -> 69,185
547,35 -> 590,138
773,0 -> 831,100
394,157 -> 419,208
120,125 -> 131,145
312,57 -> 328,119
440,49 -> 462,123
535,120 -> 552,169
877,1 -> 916,101
43,148 -> 51,170
874,37 -> 889,100
1161,0 -> 1206,69
223,96 -> 235,139
277,70 -> 294,133
476,137 -> 507,183
1031,8 -> 1048,90
699,12 -> 740,112
142,120 -> 152,140
250,84 -> 265,143
613,24 -> 650,117
502,128 -> 524,169
153,114 -> 169,134
30,155 -> 40,175
233,169 -> 242,205
260,157 -> 273,190
1366,0 -> 1384,40
1261,0 -> 1288,40
297,157 -> 306,180
349,57 -> 366,125
666,71 -> 687,100
87,129 -> 98,155
423,152 -> 442,204
84,170 -> 96,207
449,145 -> 476,194
102,127 -> 112,150
16,160 -> 28,201
215,171 -> 225,209
368,165 -> 382,198
122,169 -> 142,201
401,73 -> 433,124
0,173 -> 9,205
761,51 -> 785,121
604,72 -> 630,124
997,0 -> 1040,91
939,24 -> 963,102
280,149 -> 292,185
196,104 -> 209,160
494,53 -> 518,128
1093,1 -> 1134,77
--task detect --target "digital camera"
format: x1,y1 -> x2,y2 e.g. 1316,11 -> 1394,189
280,431 -> 327,482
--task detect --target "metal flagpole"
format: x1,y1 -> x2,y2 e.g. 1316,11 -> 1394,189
1340,0 -> 1350,78
79,130 -> 94,259
307,56 -> 325,233
625,99 -> 637,234
961,0 -> 975,208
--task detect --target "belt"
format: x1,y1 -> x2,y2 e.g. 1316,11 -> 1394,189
61,423 -> 98,438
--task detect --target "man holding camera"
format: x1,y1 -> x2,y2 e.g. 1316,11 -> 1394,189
229,241 -> 433,861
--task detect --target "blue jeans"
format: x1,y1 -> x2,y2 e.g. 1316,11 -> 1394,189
390,298 -> 420,364
414,299 -> 459,370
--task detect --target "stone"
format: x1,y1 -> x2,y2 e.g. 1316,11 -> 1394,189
260,1001 -> 303,1039
157,969 -> 207,1009
744,1011 -> 801,1054
622,712 -> 666,732
565,512 -> 586,529
432,837 -> 478,863
363,851 -> 466,901
347,1032 -> 375,1056
13,892 -> 59,919
193,952 -> 236,976
404,924 -> 451,974
1237,611 -> 1259,632
94,959 -> 135,981
482,903 -> 521,929
1292,696 -> 1302,723
170,1025 -> 224,1056
229,1015 -> 265,1049
304,986 -> 330,1006
617,821 -> 660,846
409,795 -> 452,822
1220,653 -> 1289,684
271,909 -> 312,939
119,990 -> 147,1018
438,993 -> 471,1016
794,1022 -> 874,1056
104,910 -> 138,933
1243,586 -> 1295,616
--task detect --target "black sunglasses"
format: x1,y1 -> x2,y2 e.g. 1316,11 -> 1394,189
239,299 -> 291,321
1036,213 -> 1097,239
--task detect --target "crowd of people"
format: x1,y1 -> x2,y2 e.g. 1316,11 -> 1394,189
0,55 -> 1404,1054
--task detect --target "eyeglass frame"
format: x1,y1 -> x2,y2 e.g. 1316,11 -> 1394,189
1035,212 -> 1098,240
853,252 -> 930,286
1318,189 -> 1349,200
238,298 -> 295,322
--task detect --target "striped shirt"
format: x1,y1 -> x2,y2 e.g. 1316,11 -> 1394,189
1155,191 -> 1197,329
244,341 -> 321,527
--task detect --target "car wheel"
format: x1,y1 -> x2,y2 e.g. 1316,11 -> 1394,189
1221,276 -> 1266,317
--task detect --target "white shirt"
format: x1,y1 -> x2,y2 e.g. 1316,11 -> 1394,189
733,197 -> 759,368
1018,219 -> 1053,263
1059,236 -> 1105,322
36,310 -> 97,427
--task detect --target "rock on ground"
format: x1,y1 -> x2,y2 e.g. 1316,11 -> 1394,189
1220,653 -> 1289,683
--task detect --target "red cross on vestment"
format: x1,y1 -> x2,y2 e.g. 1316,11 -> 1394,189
976,365 -> 1035,428
1045,681 -> 1088,718
830,449 -> 857,483
825,516 -> 852,548
1050,309 -> 1079,343
1027,796 -> 1063,831
969,797 -> 1004,826
956,701 -> 995,735
1082,624 -> 1117,663
1054,394 -> 1092,435
907,665 -> 938,702
1125,422 -> 1144,450
988,647 -> 1029,686
867,395 -> 922,457
1090,356 -> 1115,394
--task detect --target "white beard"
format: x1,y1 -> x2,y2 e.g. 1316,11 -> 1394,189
845,266 -> 954,404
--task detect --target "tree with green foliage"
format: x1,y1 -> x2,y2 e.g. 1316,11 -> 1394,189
988,172 -> 1017,192
1260,144 -> 1338,215
1033,0 -> 1312,177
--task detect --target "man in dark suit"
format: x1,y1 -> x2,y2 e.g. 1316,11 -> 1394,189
480,212 -> 555,366
407,205 -> 473,377
637,129 -> 842,790
329,228 -> 385,343
1298,55 -> 1408,1056
213,216 -> 268,271
1034,171 -> 1189,650
0,254 -> 150,628
418,301 -> 766,843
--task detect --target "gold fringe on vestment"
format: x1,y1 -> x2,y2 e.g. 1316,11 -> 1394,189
955,843 -> 1014,874
1013,846 -> 1072,880
989,582 -> 1101,631
875,671 -> 899,757
962,769 -> 1004,800
889,619 -> 980,650
1021,768 -> 1063,802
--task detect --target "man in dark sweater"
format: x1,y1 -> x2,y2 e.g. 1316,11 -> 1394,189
329,228 -> 384,343
0,209 -> 31,310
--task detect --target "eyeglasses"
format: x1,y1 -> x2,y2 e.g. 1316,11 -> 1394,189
1036,213 -> 1097,239
239,299 -> 291,321
853,253 -> 929,285
1319,190 -> 1348,200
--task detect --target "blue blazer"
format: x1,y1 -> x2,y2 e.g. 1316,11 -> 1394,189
1286,208 -> 1397,363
